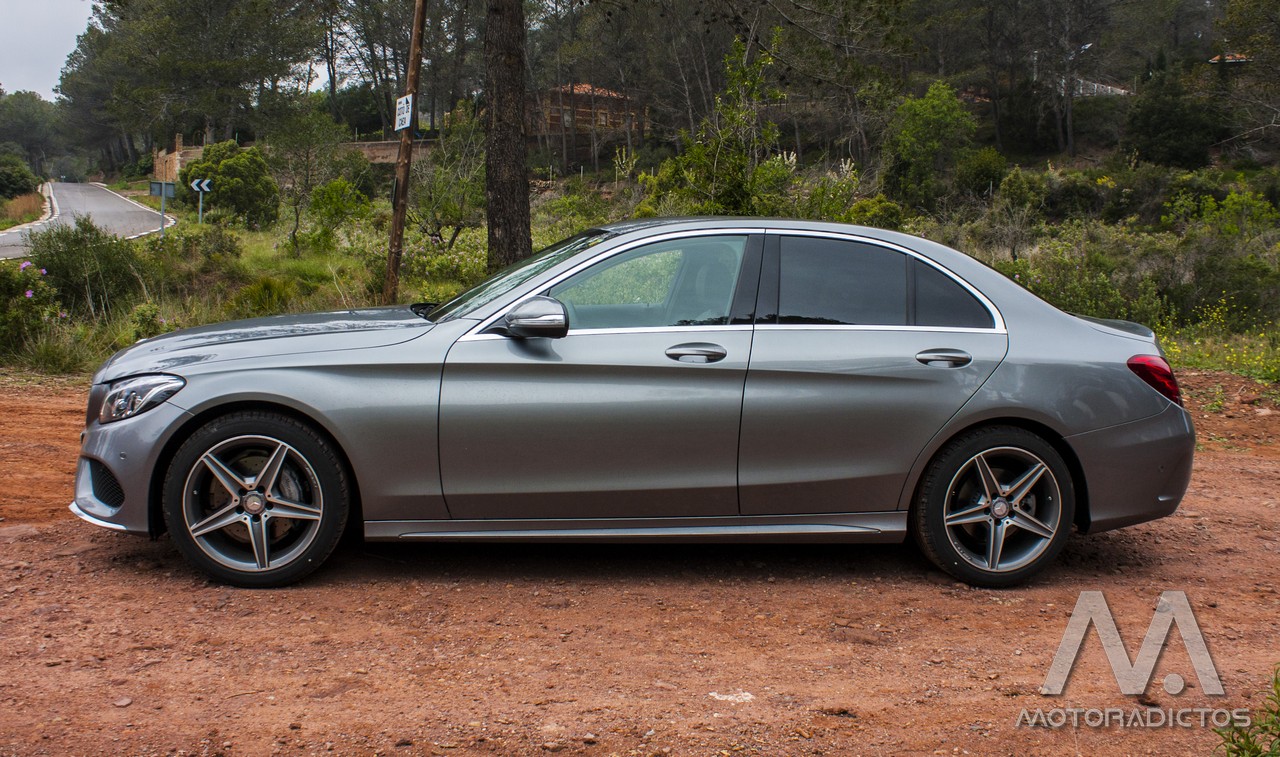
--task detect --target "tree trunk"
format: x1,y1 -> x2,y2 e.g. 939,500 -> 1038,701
484,0 -> 531,271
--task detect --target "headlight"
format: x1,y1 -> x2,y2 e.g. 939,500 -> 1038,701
99,375 -> 185,424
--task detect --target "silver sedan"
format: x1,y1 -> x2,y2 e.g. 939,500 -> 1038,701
71,218 -> 1195,587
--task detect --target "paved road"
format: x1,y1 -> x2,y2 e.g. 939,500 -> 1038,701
0,182 -> 171,259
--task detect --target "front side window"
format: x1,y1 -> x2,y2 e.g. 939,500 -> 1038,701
549,236 -> 747,330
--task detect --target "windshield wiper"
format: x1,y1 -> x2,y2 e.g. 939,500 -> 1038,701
410,302 -> 439,320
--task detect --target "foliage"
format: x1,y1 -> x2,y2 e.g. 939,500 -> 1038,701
1217,665 -> 1280,755
308,178 -> 371,253
262,102 -> 351,255
27,217 -> 148,319
955,147 -> 1009,200
129,301 -> 173,341
0,154 -> 39,199
0,258 -> 59,355
410,101 -> 485,251
882,82 -> 977,210
844,194 -> 905,230
637,38 -> 784,216
1123,71 -> 1225,169
178,141 -> 279,229
0,192 -> 44,230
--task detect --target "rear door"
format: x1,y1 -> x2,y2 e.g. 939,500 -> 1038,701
738,232 -> 1008,515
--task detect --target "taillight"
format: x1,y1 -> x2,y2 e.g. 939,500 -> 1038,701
1127,355 -> 1182,406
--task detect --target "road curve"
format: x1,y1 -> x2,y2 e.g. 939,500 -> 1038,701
0,182 -> 173,259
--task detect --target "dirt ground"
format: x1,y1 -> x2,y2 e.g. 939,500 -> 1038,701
1,369 -> 1278,756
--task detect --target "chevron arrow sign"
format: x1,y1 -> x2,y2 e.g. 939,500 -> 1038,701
190,178 -> 212,193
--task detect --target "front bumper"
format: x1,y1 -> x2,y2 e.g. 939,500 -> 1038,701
1066,402 -> 1196,533
70,401 -> 193,536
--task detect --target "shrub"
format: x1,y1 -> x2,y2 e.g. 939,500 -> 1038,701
955,147 -> 1009,200
1123,71 -> 1225,169
843,194 -> 905,230
882,82 -> 977,210
0,154 -> 38,199
0,258 -> 59,354
1217,665 -> 1280,755
309,177 -> 371,253
28,217 -> 148,318
178,141 -> 279,228
228,276 -> 299,318
129,301 -> 173,341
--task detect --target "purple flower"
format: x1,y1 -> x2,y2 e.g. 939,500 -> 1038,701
24,289 -> 33,298
40,268 -> 46,275
19,261 -> 31,271
58,311 -> 67,319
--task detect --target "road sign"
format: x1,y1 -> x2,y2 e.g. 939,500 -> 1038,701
189,178 -> 213,224
148,181 -> 175,237
394,94 -> 414,131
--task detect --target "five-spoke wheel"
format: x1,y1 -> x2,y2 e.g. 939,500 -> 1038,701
913,427 -> 1074,587
163,412 -> 349,587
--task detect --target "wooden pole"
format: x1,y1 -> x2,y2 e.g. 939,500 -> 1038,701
383,0 -> 429,304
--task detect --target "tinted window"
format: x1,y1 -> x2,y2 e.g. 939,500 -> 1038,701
778,237 -> 908,325
549,236 -> 746,329
914,260 -> 994,328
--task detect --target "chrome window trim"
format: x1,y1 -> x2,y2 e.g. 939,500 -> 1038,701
464,228 -> 760,338
754,324 -> 1007,335
458,324 -> 754,343
765,228 -> 1006,332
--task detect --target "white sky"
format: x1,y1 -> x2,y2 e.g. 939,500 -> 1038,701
0,0 -> 96,100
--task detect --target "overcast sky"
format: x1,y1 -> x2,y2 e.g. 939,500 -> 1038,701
0,0 -> 95,100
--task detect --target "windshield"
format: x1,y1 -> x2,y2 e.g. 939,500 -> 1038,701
428,230 -> 615,322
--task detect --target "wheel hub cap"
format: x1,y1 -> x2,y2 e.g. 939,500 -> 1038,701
242,492 -> 266,515
991,499 -> 1011,519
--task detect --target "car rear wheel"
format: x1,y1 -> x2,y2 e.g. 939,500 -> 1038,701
162,411 -> 349,587
912,426 -> 1074,587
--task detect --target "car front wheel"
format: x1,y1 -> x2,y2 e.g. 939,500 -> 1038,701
912,426 -> 1075,587
162,411 -> 349,587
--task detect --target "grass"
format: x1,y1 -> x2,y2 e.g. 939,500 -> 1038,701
0,192 -> 45,230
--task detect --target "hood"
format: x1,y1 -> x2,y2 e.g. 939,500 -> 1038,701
96,307 -> 433,383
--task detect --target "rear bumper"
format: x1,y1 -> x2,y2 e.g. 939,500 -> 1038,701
1066,403 -> 1195,533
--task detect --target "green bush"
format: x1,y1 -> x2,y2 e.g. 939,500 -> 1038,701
955,147 -> 1009,200
228,276 -> 299,318
28,217 -> 148,318
882,82 -> 977,210
0,258 -> 59,354
178,141 -> 279,228
1123,71 -> 1225,170
843,194 -> 905,230
0,154 -> 38,199
1217,665 -> 1280,755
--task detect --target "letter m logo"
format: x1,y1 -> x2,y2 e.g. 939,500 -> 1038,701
1041,591 -> 1223,696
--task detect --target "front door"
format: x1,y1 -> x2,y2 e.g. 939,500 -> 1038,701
439,234 -> 760,520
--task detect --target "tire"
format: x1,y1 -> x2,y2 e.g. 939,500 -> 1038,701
912,426 -> 1075,588
162,411 -> 350,587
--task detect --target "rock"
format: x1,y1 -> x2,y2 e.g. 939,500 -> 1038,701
653,680 -> 678,690
113,697 -> 132,708
394,738 -> 412,747
0,525 -> 39,544
541,742 -> 565,752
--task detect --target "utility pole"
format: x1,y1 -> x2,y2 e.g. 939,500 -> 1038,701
383,0 -> 429,304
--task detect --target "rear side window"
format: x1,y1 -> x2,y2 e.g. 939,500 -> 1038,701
778,237 -> 908,325
915,259 -> 994,328
774,235 -> 994,329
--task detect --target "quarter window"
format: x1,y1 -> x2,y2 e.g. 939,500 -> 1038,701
915,259 -> 994,328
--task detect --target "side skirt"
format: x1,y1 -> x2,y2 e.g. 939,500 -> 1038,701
364,512 -> 907,544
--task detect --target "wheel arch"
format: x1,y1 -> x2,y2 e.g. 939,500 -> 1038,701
147,400 -> 363,538
906,417 -> 1091,535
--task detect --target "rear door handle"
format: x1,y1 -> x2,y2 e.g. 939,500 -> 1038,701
666,343 -> 728,364
916,348 -> 972,368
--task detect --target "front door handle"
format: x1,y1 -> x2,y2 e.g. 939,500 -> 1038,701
916,348 -> 972,368
666,343 -> 728,364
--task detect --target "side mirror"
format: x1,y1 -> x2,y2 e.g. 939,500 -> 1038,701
504,296 -> 569,339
